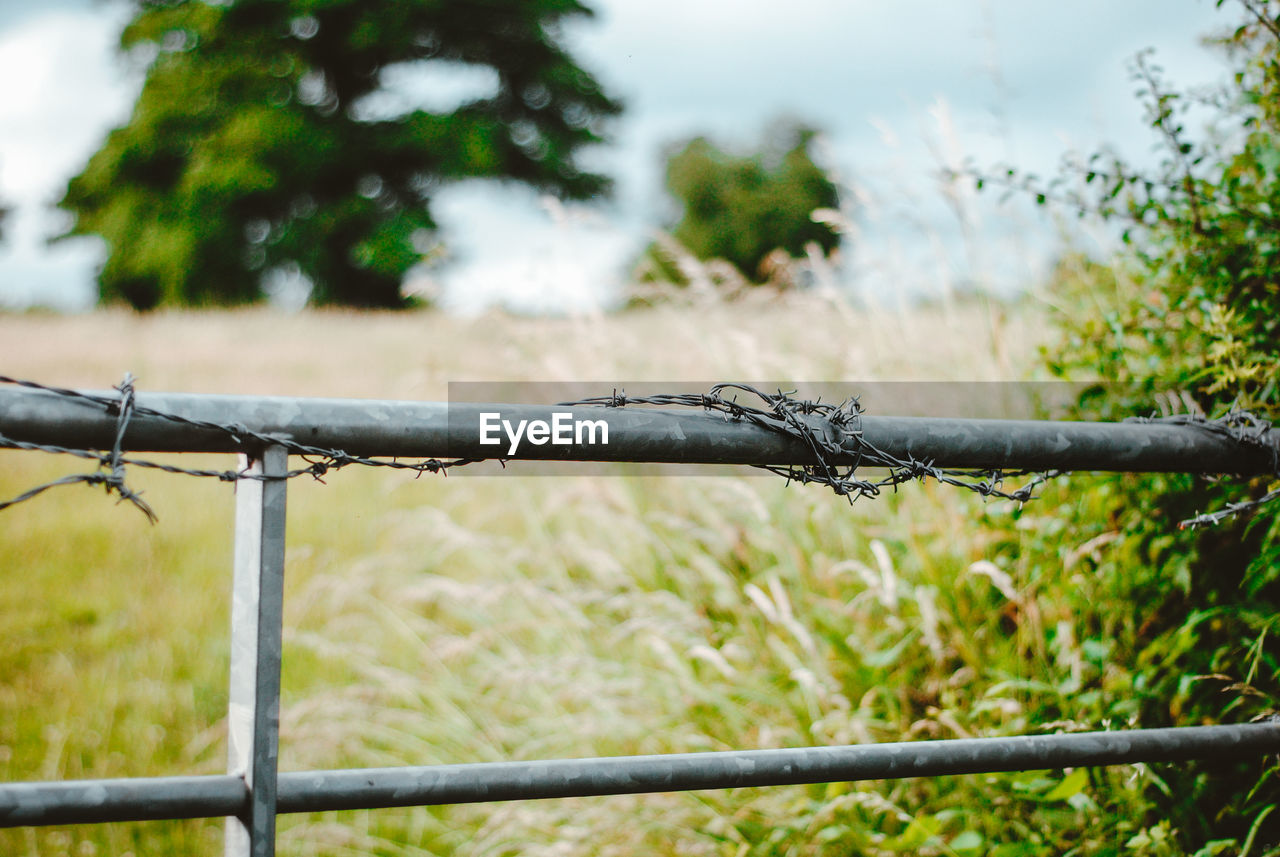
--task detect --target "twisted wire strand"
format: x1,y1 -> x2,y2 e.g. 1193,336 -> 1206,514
1,375 -> 1274,528
0,374 -> 476,521
562,383 -> 1057,504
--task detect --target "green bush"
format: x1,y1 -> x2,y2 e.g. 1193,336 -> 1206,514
990,2 -> 1280,850
638,121 -> 841,287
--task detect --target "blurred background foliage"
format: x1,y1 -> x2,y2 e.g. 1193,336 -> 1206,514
637,122 -> 843,289
56,0 -> 622,309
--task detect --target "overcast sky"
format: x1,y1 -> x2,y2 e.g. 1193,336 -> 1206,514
0,0 -> 1234,313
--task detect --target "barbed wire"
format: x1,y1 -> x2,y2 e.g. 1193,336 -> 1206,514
562,385 -> 1280,528
560,386 -> 1059,506
561,383 -> 1060,503
0,374 -> 156,520
0,375 -> 1275,530
1124,410 -> 1280,529
0,374 -> 476,521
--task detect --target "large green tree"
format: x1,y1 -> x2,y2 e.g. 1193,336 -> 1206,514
59,0 -> 621,309
645,122 -> 842,285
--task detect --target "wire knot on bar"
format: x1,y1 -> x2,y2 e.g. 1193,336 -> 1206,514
561,383 -> 1053,505
0,373 -> 157,521
101,373 -> 157,522
0,374 -> 476,521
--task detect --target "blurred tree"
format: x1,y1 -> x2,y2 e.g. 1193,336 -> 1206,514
641,122 -> 842,286
58,0 -> 621,309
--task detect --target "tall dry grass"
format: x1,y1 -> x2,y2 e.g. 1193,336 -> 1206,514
2,297 -> 1135,857
0,293 -> 1036,397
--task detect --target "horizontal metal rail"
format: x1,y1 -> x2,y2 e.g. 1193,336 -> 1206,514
4,724 -> 1278,827
0,388 -> 1275,474
0,775 -> 247,826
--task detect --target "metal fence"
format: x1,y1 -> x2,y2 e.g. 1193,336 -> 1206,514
2,384 -> 1279,856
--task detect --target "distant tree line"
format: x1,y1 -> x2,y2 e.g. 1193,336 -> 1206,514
62,2 -> 844,310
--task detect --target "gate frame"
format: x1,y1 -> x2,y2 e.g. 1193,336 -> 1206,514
2,387 -> 1278,855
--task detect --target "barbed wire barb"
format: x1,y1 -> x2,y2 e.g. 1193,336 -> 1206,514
0,374 -> 158,521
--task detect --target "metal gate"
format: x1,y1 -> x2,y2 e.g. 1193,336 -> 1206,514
2,384 -> 1278,856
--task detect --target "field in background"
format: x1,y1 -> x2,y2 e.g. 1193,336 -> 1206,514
0,293 -> 1036,397
2,296 -> 1142,856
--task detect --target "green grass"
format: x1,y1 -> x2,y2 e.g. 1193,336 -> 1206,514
0,299 -> 1178,855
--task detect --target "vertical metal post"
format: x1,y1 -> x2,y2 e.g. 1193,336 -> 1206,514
225,445 -> 288,857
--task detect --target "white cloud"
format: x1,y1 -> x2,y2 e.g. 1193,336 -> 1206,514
348,60 -> 500,122
0,6 -> 138,203
432,184 -> 632,315
0,4 -> 139,310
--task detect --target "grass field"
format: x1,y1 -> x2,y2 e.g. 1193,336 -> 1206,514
1,296 -> 1156,856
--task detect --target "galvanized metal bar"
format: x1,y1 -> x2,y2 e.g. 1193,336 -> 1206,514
4,723 -> 1272,826
226,446 -> 288,857
0,775 -> 247,827
0,388 -> 1275,475
273,723 -> 1280,812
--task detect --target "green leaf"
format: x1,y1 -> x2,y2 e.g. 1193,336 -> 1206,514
1043,768 -> 1088,801
861,629 -> 921,668
880,815 -> 941,851
950,830 -> 985,853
